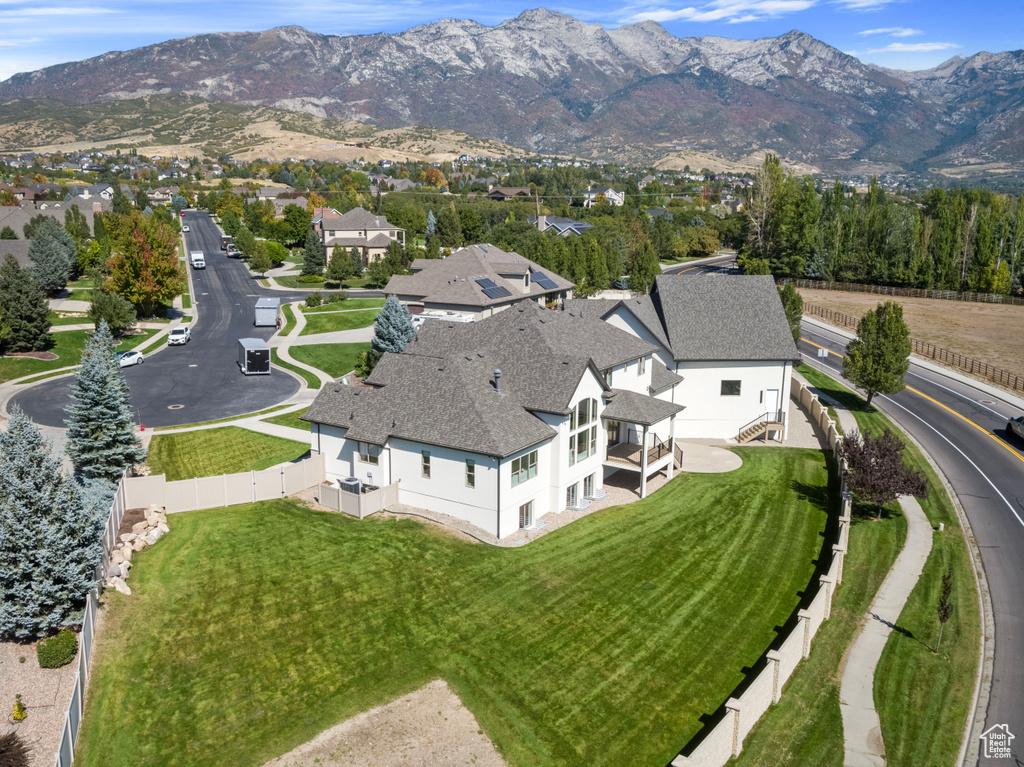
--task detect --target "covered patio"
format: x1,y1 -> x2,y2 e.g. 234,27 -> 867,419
601,388 -> 685,498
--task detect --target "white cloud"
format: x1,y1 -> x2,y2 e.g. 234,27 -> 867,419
0,6 -> 114,17
856,26 -> 922,37
834,0 -> 898,9
623,0 -> 815,24
847,41 -> 960,55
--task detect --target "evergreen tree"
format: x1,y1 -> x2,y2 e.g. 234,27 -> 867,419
301,227 -> 326,276
425,209 -> 437,238
29,218 -> 76,294
0,226 -> 15,239
843,301 -> 912,407
435,208 -> 463,249
89,289 -> 136,335
112,189 -> 132,215
585,240 -> 609,293
0,407 -> 105,639
778,283 -> 804,345
326,246 -> 354,284
371,294 -> 415,354
0,255 -> 52,352
348,247 -> 365,277
627,241 -> 659,293
64,320 -> 146,482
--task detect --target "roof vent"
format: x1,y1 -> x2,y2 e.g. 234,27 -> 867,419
494,368 -> 503,396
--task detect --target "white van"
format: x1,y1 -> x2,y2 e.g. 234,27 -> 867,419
189,250 -> 206,269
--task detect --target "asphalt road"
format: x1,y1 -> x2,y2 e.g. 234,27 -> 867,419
662,253 -> 738,277
13,211 -> 307,428
800,323 -> 1024,762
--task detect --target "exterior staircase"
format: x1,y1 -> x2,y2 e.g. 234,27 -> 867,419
736,410 -> 786,444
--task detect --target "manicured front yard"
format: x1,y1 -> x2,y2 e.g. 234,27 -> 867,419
146,426 -> 309,480
77,448 -> 831,767
289,342 -> 369,378
1,329 -> 159,384
301,298 -> 384,313
274,275 -> 376,290
298,309 -> 379,336
261,407 -> 309,432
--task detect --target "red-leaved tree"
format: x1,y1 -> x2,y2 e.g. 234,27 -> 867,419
839,429 -> 927,519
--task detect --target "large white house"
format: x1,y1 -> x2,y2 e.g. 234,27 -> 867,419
302,275 -> 798,539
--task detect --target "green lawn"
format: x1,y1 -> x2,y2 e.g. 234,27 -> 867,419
270,348 -> 321,389
146,426 -> 310,481
77,448 -> 830,767
301,298 -> 385,313
151,405 -> 293,432
66,288 -> 94,301
274,275 -> 376,290
289,342 -> 369,378
280,303 -> 296,335
49,313 -> 91,326
298,309 -> 378,336
1,329 -> 159,384
261,407 -> 309,432
770,364 -> 979,767
66,276 -> 96,289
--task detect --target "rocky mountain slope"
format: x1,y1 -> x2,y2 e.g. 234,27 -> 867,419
1,10 -> 1022,175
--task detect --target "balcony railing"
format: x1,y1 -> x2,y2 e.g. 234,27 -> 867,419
606,436 -> 673,469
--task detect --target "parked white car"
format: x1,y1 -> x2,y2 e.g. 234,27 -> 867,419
167,326 -> 191,345
182,225 -> 190,233
116,350 -> 144,367
1008,415 -> 1024,442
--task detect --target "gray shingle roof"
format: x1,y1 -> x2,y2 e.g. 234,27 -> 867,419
385,245 -> 574,309
652,275 -> 798,361
649,360 -> 684,394
303,352 -> 556,458
601,388 -> 684,426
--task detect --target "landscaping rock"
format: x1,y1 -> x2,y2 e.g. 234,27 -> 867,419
151,527 -> 165,542
156,522 -> 170,534
132,539 -> 147,552
131,521 -> 150,534
141,531 -> 158,546
108,577 -> 131,596
120,533 -> 137,543
111,549 -> 124,565
106,564 -> 122,579
120,545 -> 133,561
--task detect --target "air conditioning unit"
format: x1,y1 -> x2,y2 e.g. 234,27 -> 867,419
340,477 -> 362,495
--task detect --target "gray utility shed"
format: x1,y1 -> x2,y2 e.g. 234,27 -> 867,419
238,338 -> 271,375
254,297 -> 280,327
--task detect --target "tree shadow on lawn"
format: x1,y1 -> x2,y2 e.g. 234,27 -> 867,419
678,457 -> 841,762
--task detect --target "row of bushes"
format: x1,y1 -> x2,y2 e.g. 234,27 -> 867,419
304,291 -> 348,308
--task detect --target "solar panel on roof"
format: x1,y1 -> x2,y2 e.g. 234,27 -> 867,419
532,271 -> 558,289
482,286 -> 512,299
475,278 -> 498,289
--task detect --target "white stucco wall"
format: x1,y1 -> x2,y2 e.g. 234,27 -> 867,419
671,360 -> 793,439
316,424 -> 392,486
603,306 -> 674,370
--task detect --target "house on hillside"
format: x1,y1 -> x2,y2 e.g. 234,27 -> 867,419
583,186 -> 625,208
384,243 -> 574,320
485,187 -> 531,202
312,207 -> 405,263
528,214 -> 594,236
595,275 -> 798,442
76,183 -> 114,201
302,301 -> 684,538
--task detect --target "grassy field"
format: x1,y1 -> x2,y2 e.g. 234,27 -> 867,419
76,448 -> 830,767
798,287 -> 1024,376
270,348 -> 321,389
289,342 -> 369,378
301,298 -> 385,313
1,329 -> 158,384
261,407 -> 309,432
146,426 -> 309,480
792,364 -> 979,767
298,309 -> 378,336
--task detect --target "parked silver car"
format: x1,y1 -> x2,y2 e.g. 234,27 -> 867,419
1008,415 -> 1024,442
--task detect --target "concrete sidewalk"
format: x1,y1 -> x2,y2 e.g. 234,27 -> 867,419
839,495 -> 933,766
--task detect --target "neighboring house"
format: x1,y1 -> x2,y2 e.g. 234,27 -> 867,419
527,214 -> 594,237
645,208 -> 672,221
485,187 -> 531,202
583,186 -> 625,207
638,175 -> 656,190
302,301 -> 684,538
76,183 -> 114,201
385,243 -> 574,320
272,196 -> 307,217
312,207 -> 406,263
596,275 -> 798,441
0,199 -> 109,239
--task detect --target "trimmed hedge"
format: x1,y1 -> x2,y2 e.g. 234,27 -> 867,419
37,628 -> 78,669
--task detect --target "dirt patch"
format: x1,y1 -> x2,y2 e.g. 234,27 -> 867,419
117,507 -> 147,537
2,352 -> 58,361
798,288 -> 1024,382
261,679 -> 506,767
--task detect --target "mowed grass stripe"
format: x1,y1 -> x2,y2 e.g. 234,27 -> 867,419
77,448 -> 828,767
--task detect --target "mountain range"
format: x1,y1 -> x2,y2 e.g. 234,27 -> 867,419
1,9 -> 1023,178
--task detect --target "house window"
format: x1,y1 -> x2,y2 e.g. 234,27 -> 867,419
605,368 -> 613,386
571,400 -> 598,462
721,380 -> 742,396
568,435 -> 575,467
357,442 -> 380,465
589,426 -> 597,456
519,501 -> 534,529
511,450 -> 538,487
583,474 -> 595,497
421,450 -> 431,478
566,483 -> 578,508
466,459 -> 475,488
607,420 -> 620,444
639,356 -> 646,375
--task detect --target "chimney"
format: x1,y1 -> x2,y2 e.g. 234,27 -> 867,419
537,214 -> 547,231
494,368 -> 503,396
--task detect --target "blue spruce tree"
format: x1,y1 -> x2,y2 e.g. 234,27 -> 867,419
64,320 -> 147,482
371,295 -> 415,354
0,408 -> 105,639
28,218 -> 76,295
301,226 -> 326,276
426,209 -> 437,238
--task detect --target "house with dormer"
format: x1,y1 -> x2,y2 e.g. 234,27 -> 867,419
583,186 -> 625,207
312,206 -> 405,263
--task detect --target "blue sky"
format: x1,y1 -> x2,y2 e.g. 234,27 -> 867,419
0,0 -> 1020,83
